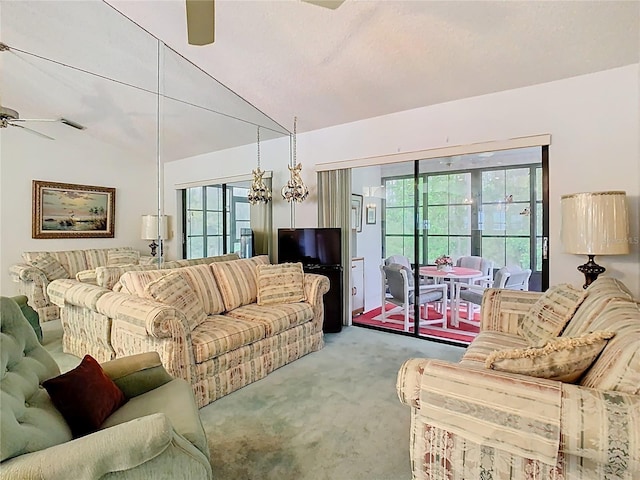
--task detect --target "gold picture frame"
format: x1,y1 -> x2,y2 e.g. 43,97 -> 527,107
32,180 -> 116,239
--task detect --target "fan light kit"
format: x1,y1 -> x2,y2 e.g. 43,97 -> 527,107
185,0 -> 345,46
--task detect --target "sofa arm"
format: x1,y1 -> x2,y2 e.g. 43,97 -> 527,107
480,288 -> 542,334
101,352 -> 173,398
560,383 -> 640,473
9,263 -> 50,305
303,273 -> 330,306
112,297 -> 190,339
303,273 -> 330,332
9,263 -> 47,284
397,358 -> 431,408
0,413 -> 211,480
399,359 -> 562,465
47,279 -> 111,309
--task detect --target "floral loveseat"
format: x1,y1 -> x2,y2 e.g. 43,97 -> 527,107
49,256 -> 330,407
9,247 -> 153,322
397,277 -> 639,479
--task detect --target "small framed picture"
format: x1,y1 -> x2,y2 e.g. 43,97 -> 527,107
366,205 -> 376,225
351,194 -> 363,232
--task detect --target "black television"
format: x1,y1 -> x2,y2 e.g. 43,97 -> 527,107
277,228 -> 341,266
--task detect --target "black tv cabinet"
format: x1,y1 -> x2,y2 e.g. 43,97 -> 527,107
302,264 -> 343,333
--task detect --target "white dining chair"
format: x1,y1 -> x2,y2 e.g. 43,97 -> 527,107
380,263 -> 448,332
453,266 -> 532,327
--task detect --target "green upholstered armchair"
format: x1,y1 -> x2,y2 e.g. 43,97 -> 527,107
0,296 -> 212,480
10,294 -> 43,342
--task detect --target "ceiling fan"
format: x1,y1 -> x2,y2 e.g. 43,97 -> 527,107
0,105 -> 86,140
185,0 -> 345,46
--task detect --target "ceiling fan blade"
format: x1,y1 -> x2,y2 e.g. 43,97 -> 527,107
8,123 -> 55,140
186,0 -> 215,45
10,117 -> 86,130
301,0 -> 345,9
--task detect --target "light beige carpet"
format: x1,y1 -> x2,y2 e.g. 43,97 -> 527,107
43,321 -> 465,480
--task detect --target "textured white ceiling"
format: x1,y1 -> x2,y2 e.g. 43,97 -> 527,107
106,0 -> 640,132
1,0 -> 638,159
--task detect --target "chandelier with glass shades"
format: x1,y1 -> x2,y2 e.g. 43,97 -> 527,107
248,126 -> 272,205
281,116 -> 309,203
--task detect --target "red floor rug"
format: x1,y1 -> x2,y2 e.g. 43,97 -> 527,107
354,303 -> 480,344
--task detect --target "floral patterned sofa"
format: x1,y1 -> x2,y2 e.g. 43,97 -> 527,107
48,256 -> 330,407
397,277 -> 639,479
8,247 -> 152,322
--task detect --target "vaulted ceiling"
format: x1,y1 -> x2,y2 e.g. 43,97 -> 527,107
106,0 -> 640,133
1,0 -> 638,161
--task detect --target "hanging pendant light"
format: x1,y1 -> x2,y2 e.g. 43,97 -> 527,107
248,126 -> 272,205
281,116 -> 309,203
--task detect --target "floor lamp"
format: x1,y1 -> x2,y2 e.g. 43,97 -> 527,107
560,191 -> 629,289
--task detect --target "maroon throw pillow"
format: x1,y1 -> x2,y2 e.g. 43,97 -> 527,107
43,355 -> 126,437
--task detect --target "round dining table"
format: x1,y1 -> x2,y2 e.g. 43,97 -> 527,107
419,266 -> 484,282
418,266 -> 485,326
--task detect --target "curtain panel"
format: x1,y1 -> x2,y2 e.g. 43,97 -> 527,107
317,169 -> 352,326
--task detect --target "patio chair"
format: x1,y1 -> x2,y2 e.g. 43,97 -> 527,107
380,263 -> 447,332
455,255 -> 494,286
453,266 -> 532,327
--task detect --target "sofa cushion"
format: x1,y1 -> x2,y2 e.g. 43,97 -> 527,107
485,331 -> 615,382
24,250 -> 89,277
460,330 -> 530,365
107,249 -> 140,266
518,283 -> 587,346
177,264 -> 226,316
118,265 -> 225,316
96,264 -> 164,290
256,262 -> 306,306
83,248 -> 123,270
562,277 -> 635,337
42,354 -> 127,438
210,256 -> 270,311
75,269 -> 98,285
579,299 -> 640,394
0,297 -> 73,462
119,270 -> 171,297
191,315 -> 268,363
225,302 -> 314,336
170,253 -> 240,267
145,272 -> 208,331
100,378 -> 209,458
30,254 -> 69,281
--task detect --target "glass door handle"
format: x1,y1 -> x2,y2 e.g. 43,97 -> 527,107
542,237 -> 549,260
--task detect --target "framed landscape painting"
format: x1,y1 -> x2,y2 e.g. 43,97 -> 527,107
32,180 -> 115,239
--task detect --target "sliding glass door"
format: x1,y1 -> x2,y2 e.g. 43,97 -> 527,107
353,145 -> 548,345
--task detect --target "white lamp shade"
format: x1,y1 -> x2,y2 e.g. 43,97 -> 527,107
561,191 -> 629,255
141,215 -> 169,240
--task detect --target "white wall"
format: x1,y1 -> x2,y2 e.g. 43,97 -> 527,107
164,65 -> 640,296
351,165 -> 383,312
0,130 -> 157,295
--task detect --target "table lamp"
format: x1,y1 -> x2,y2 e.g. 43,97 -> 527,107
560,191 -> 629,289
141,215 -> 169,257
